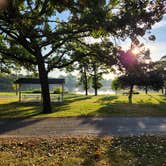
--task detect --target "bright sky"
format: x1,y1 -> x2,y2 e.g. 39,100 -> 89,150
147,15 -> 166,61
119,15 -> 166,62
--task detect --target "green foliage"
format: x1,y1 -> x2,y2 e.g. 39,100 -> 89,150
58,74 -> 78,92
111,78 -> 121,91
32,89 -> 41,94
0,74 -> 15,92
0,0 -> 164,72
92,77 -> 103,90
53,87 -> 62,94
77,59 -> 91,94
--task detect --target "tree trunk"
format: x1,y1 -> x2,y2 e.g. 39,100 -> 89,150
161,87 -> 164,94
38,58 -> 52,113
94,76 -> 98,96
94,87 -> 98,96
145,85 -> 148,94
128,84 -> 133,104
85,87 -> 88,96
84,69 -> 88,96
93,64 -> 98,96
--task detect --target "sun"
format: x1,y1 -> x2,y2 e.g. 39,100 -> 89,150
131,47 -> 140,55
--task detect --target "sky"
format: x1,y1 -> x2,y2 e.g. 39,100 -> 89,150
49,14 -> 166,79
120,15 -> 166,61
146,16 -> 166,61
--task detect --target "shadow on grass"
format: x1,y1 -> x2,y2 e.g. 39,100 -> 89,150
0,94 -> 166,137
0,102 -> 44,135
97,96 -> 118,104
0,95 -> 93,117
89,94 -> 166,117
147,94 -> 166,104
0,102 -> 42,118
65,95 -> 93,102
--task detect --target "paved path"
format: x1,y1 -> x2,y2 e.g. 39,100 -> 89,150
0,117 -> 166,137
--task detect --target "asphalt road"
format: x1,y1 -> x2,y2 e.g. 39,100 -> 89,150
0,117 -> 166,137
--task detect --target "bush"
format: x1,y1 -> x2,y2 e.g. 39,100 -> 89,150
53,87 -> 62,94
32,89 -> 41,93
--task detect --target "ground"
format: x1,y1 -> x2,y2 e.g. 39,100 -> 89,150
0,136 -> 165,166
0,92 -> 166,165
0,92 -> 166,118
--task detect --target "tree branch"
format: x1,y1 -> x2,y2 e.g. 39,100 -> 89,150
0,26 -> 36,56
0,49 -> 37,65
47,50 -> 68,72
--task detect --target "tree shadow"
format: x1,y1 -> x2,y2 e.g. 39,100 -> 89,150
0,116 -> 45,135
0,95 -> 93,117
97,96 -> 118,104
0,102 -> 42,118
159,95 -> 166,101
75,116 -> 166,136
0,94 -> 166,136
65,95 -> 93,102
147,94 -> 166,104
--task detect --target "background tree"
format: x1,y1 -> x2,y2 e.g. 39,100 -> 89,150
111,78 -> 121,95
88,41 -> 113,96
58,74 -> 78,93
78,59 -> 91,96
154,55 -> 166,94
118,43 -> 152,103
0,0 -> 165,113
91,62 -> 103,96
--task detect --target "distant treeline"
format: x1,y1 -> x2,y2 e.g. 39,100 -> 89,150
0,74 -> 112,93
0,76 -> 14,92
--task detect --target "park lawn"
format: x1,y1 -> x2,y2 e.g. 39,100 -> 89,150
0,92 -> 17,96
0,93 -> 166,118
0,136 -> 165,166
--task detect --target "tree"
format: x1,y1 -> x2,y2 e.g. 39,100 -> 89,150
66,39 -> 114,96
118,43 -> 152,103
118,74 -> 139,103
58,74 -> 78,92
0,0 -> 165,113
155,55 -> 166,94
91,62 -> 103,96
111,78 -> 121,95
74,39 -> 113,96
0,0 -> 111,112
87,41 -> 113,96
78,59 -> 91,96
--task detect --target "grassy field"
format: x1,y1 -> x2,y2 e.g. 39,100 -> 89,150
0,136 -> 165,166
0,93 -> 166,118
0,92 -> 17,96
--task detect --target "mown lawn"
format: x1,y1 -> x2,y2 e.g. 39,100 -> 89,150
0,93 -> 166,118
0,136 -> 165,166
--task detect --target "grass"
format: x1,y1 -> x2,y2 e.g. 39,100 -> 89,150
0,92 -> 17,96
0,93 -> 166,118
0,136 -> 165,166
